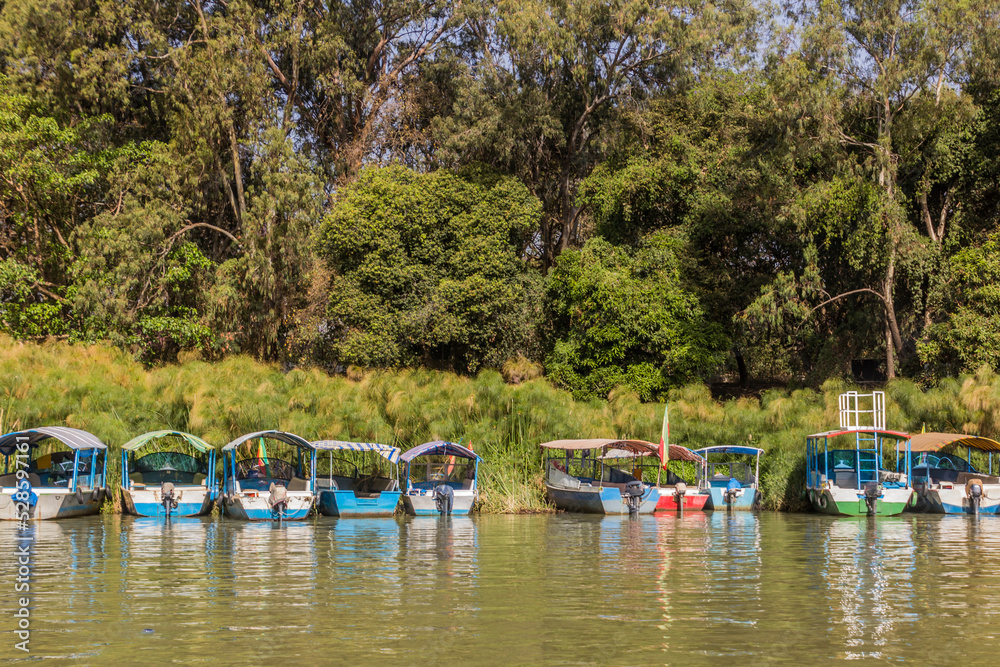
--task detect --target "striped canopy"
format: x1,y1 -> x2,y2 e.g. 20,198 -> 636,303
0,427 -> 107,456
311,440 -> 401,464
221,430 -> 314,452
899,432 -> 1000,454
122,430 -> 214,453
539,439 -> 703,462
399,441 -> 480,462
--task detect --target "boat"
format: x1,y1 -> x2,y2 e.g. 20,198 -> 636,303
220,430 -> 317,521
540,439 -> 663,514
120,430 -> 218,517
903,433 -> 1000,515
399,441 -> 480,516
655,444 -> 710,512
805,391 -> 913,516
313,440 -> 403,517
693,445 -> 764,511
0,427 -> 108,520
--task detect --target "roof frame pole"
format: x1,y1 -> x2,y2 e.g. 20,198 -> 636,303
71,450 -> 79,493
755,452 -> 760,490
89,449 -> 96,489
824,437 -> 829,486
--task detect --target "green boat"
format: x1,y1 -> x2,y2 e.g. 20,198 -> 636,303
805,392 -> 913,516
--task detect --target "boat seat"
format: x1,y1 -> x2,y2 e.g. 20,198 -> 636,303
193,473 -> 207,486
287,477 -> 309,491
957,472 -> 1000,485
129,472 -> 144,484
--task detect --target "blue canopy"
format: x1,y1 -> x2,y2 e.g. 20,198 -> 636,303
693,445 -> 763,457
0,427 -> 107,456
221,430 -> 314,452
311,440 -> 401,464
399,440 -> 481,463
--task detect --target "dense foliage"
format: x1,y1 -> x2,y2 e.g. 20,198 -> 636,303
3,1 -> 1000,399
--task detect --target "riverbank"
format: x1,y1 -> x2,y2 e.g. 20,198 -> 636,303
3,337 -> 1000,512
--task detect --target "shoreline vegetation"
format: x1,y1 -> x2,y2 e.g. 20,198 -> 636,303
5,337 -> 1000,514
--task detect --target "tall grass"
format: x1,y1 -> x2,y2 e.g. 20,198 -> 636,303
5,336 -> 1000,511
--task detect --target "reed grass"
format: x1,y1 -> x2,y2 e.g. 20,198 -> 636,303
5,336 -> 1000,512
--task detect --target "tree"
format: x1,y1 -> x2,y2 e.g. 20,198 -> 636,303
314,165 -> 542,372
434,0 -> 759,266
545,232 -> 730,400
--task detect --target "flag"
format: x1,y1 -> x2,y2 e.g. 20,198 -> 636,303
256,438 -> 268,474
659,404 -> 669,468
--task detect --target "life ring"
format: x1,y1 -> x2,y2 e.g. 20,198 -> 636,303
817,493 -> 828,510
908,493 -> 919,508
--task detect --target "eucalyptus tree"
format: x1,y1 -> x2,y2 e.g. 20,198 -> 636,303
760,0 -> 989,378
433,0 -> 760,266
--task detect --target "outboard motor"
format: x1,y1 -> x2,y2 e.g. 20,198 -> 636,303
864,481 -> 882,516
269,482 -> 289,520
724,478 -> 744,507
673,482 -> 687,513
623,480 -> 645,514
160,482 -> 178,517
433,484 -> 454,514
966,478 -> 984,516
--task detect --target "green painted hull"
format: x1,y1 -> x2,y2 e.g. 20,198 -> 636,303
808,489 -> 911,517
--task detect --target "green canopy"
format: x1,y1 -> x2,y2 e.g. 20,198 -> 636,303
121,430 -> 214,453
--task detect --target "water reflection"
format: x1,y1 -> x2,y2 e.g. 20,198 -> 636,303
7,513 -> 1000,662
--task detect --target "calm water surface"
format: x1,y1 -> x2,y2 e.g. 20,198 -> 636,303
4,512 -> 1000,664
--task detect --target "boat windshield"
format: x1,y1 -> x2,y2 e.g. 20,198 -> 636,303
133,451 -> 206,485
408,457 -> 475,491
26,447 -> 101,487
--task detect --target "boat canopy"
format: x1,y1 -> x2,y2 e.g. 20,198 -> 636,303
311,440 -> 402,464
540,439 -> 703,462
122,430 -> 214,453
0,427 -> 107,456
399,440 -> 480,462
693,445 -> 764,457
221,430 -> 314,452
807,428 -> 909,439
896,432 -> 1000,454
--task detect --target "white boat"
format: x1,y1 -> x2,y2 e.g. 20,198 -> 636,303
400,441 -> 480,516
220,431 -> 317,521
905,433 -> 1000,515
120,430 -> 218,517
0,427 -> 108,521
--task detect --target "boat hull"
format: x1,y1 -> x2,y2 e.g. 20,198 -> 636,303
402,490 -> 475,516
546,484 -> 660,515
919,486 -> 1000,514
222,492 -> 313,521
317,490 -> 401,517
706,486 -> 758,511
655,491 -> 709,512
122,486 -> 215,517
0,486 -> 105,521
807,486 -> 911,516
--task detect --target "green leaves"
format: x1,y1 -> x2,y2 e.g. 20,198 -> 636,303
545,233 -> 730,400
315,165 -> 542,373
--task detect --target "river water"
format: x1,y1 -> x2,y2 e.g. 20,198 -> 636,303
3,512 -> 1000,664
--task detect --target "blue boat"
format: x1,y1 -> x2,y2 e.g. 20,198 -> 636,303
692,445 -> 764,511
312,440 -> 402,517
120,430 -> 218,518
540,439 -> 664,515
400,441 -> 481,515
902,433 -> 1000,515
0,427 -> 108,521
220,431 -> 318,521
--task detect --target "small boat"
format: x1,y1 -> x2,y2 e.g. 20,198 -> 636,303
805,391 -> 913,516
400,441 -> 480,516
0,427 -> 108,521
220,430 -> 317,521
313,440 -> 402,517
654,444 -> 710,512
904,433 -> 1000,515
120,430 -> 219,517
541,439 -> 662,514
693,446 -> 764,511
